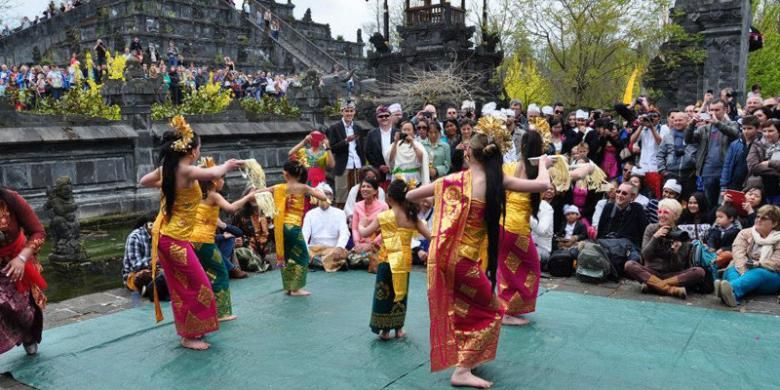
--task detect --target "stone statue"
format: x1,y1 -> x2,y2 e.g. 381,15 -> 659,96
45,177 -> 87,264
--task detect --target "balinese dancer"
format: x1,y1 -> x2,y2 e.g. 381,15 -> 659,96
0,187 -> 46,356
498,131 -> 550,326
140,115 -> 243,350
288,130 -> 333,188
407,116 -> 551,389
191,157 -> 258,321
260,160 -> 328,296
359,178 -> 430,340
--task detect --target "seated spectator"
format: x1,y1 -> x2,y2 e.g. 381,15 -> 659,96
411,198 -> 434,265
717,205 -> 780,307
348,178 -> 389,271
747,119 -> 780,205
303,183 -> 350,272
596,182 -> 648,261
625,199 -> 704,299
645,179 -> 683,224
627,173 -> 650,207
705,205 -> 740,251
592,182 -> 616,232
556,205 -> 587,249
724,185 -> 765,228
215,221 -> 248,279
532,187 -> 555,266
678,192 -> 713,240
231,191 -> 272,273
121,212 -> 168,300
344,166 -> 386,221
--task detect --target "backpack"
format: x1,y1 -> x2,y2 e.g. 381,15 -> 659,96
596,238 -> 633,276
235,247 -> 271,273
576,242 -> 614,284
690,240 -> 718,293
547,248 -> 577,277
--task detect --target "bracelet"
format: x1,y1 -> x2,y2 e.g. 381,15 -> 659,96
17,253 -> 28,263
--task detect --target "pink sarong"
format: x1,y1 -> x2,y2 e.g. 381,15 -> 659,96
497,230 -> 540,316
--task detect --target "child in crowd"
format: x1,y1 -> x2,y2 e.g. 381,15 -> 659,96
706,205 -> 740,251
556,205 -> 587,249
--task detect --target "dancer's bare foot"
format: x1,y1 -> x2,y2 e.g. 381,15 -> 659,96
395,329 -> 406,339
181,337 -> 210,350
379,330 -> 392,340
451,367 -> 492,388
289,289 -> 311,296
219,315 -> 238,322
502,315 -> 530,326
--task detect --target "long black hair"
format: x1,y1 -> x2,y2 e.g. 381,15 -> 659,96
387,179 -> 419,223
469,133 -> 506,287
283,159 -> 308,184
157,130 -> 200,218
521,131 -> 542,219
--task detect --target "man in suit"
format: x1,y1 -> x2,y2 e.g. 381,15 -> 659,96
327,100 -> 365,207
365,105 -> 397,187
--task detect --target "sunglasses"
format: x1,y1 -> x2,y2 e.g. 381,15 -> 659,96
555,110 -> 564,115
417,125 -> 429,129
616,190 -> 631,196
377,115 -> 390,119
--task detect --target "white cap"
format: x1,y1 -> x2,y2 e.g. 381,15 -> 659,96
575,109 -> 589,120
630,166 -> 646,177
542,105 -> 554,116
388,103 -> 402,114
316,182 -> 334,195
564,205 -> 580,215
461,100 -> 476,111
481,102 -> 497,114
527,103 -> 540,114
663,179 -> 682,194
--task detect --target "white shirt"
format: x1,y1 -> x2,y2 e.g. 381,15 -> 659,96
344,184 -> 386,218
634,193 -> 650,207
564,223 -> 576,239
380,127 -> 393,165
531,200 -> 554,254
592,199 -> 609,230
302,206 -> 350,248
344,119 -> 362,170
638,125 -> 669,172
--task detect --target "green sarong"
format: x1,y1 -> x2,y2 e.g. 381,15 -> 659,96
369,262 -> 409,333
193,242 -> 233,318
281,224 -> 309,291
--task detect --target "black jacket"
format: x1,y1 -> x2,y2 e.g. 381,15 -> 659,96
365,127 -> 397,180
327,120 -> 366,176
597,202 -> 648,248
557,221 -> 588,242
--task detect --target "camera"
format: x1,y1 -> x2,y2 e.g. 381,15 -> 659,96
666,229 -> 690,242
423,112 -> 433,119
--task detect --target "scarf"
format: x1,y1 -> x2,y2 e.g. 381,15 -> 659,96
751,227 -> 780,264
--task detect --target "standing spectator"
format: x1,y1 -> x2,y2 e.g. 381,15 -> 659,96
167,40 -> 179,66
47,65 -> 64,100
94,39 -> 108,67
327,101 -> 365,207
388,103 -> 403,127
747,119 -> 780,205
168,65 -> 182,105
630,112 -> 666,198
130,37 -> 143,57
686,100 -> 739,209
144,42 -> 159,65
390,121 -> 429,185
422,121 -> 451,180
365,105 -> 397,186
722,115 -> 761,191
657,111 -> 697,199
270,19 -> 280,40
264,9 -> 272,28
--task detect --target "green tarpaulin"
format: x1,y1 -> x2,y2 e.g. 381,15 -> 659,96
1,270 -> 778,389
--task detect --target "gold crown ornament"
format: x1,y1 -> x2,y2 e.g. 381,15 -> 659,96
198,156 -> 216,169
475,116 -> 512,154
170,115 -> 195,152
529,116 -> 553,152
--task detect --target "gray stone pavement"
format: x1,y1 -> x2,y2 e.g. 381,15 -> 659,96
2,272 -> 779,389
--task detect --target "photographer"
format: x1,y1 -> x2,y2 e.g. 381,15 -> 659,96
657,111 -> 697,199
629,111 -> 665,198
389,121 -> 429,185
624,199 -> 705,299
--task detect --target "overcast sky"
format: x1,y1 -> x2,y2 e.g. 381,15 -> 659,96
3,1 -> 374,42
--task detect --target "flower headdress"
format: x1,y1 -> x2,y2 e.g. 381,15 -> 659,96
393,174 -> 418,191
529,116 -> 552,152
475,115 -> 512,155
198,156 -> 216,169
170,115 -> 195,152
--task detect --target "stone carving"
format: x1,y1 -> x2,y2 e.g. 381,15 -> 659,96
45,177 -> 87,264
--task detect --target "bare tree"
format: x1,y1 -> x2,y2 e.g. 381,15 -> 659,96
380,62 -> 488,111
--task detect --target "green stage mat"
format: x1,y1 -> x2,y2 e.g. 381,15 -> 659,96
1,270 -> 778,389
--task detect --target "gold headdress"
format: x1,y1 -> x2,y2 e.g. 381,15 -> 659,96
529,116 -> 552,152
393,174 -> 418,190
294,148 -> 310,168
198,156 -> 216,169
475,116 -> 512,154
170,115 -> 195,152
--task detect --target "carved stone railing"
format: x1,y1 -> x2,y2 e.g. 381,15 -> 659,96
404,4 -> 465,27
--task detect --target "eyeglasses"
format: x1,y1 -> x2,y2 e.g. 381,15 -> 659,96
377,115 -> 390,119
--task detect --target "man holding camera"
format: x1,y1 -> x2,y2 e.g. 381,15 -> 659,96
629,110 -> 666,199
686,99 -> 739,209
657,111 -> 697,200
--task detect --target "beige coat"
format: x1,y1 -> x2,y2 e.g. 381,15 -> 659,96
730,228 -> 780,274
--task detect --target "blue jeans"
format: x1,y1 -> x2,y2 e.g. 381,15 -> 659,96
216,235 -> 236,271
701,175 -> 720,210
723,266 -> 780,300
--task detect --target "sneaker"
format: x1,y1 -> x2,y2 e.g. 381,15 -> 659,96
140,284 -> 148,298
23,343 -> 38,356
720,280 -> 737,307
713,279 -> 722,299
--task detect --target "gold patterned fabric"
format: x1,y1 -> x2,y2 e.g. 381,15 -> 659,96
501,162 -> 532,239
377,210 -> 416,301
190,203 -> 220,244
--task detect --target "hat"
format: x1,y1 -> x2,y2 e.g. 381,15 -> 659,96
527,103 -> 540,114
316,182 -> 334,195
575,109 -> 589,120
375,105 -> 390,116
388,103 -> 402,114
630,166 -> 646,177
542,105 -> 554,116
663,179 -> 682,194
341,100 -> 356,110
564,205 -> 580,216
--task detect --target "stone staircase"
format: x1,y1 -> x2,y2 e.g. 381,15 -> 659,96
242,0 -> 347,73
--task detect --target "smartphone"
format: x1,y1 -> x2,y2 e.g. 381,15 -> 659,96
699,113 -> 711,121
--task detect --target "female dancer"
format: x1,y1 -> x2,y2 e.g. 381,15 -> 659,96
140,115 -> 242,350
408,128 -> 551,389
261,160 -> 328,296
0,187 -> 46,356
288,130 -> 333,188
499,131 -> 550,326
359,179 -> 431,340
191,157 -> 258,321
